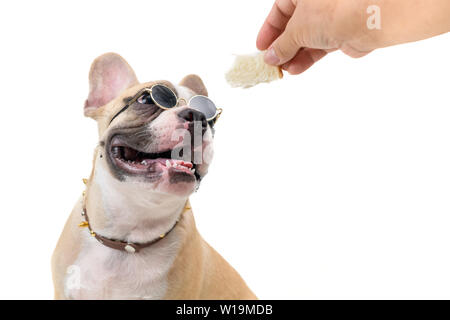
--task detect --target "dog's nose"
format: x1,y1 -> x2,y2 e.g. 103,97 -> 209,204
177,108 -> 207,136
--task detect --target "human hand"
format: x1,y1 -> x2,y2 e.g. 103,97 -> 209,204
257,0 -> 450,75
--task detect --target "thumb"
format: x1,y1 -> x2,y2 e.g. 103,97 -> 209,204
264,19 -> 303,66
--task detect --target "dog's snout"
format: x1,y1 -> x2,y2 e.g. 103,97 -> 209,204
178,108 -> 206,124
178,108 -> 207,135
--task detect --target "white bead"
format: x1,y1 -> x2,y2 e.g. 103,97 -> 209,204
124,244 -> 136,253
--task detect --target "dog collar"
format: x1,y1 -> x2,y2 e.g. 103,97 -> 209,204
78,179 -> 189,253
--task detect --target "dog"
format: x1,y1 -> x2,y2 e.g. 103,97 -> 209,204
51,53 -> 256,299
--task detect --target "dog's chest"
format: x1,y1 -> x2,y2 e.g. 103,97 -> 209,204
65,235 -> 179,300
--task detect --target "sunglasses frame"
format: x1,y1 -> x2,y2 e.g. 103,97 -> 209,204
109,84 -> 222,125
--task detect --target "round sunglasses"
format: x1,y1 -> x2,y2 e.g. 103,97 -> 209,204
109,84 -> 222,126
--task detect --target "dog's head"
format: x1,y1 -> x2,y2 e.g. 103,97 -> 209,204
84,53 -> 215,197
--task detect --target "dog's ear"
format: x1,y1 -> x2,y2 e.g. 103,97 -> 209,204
179,74 -> 208,97
84,53 -> 138,118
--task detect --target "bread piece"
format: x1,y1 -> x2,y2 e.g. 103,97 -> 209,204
225,51 -> 283,88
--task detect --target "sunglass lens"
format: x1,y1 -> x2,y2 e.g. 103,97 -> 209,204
189,96 -> 217,120
151,85 -> 177,109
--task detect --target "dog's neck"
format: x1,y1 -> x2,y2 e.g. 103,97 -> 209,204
85,162 -> 188,244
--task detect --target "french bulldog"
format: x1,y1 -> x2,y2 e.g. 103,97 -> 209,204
51,53 -> 256,299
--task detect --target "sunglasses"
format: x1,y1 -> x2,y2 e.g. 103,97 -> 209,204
109,84 -> 222,126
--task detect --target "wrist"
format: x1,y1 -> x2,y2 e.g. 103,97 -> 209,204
331,0 -> 384,53
359,0 -> 450,50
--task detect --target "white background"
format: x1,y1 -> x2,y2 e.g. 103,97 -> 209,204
0,0 -> 449,299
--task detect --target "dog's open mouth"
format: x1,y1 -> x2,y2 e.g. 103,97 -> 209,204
109,139 -> 198,180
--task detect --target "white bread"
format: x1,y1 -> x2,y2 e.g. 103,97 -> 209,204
226,51 -> 283,88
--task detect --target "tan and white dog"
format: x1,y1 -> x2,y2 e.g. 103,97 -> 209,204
51,53 -> 256,300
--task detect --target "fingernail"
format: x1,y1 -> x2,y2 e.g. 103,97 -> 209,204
264,47 -> 280,65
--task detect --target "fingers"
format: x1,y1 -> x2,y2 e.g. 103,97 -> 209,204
256,22 -> 283,52
256,0 -> 297,51
281,48 -> 328,75
264,15 -> 303,66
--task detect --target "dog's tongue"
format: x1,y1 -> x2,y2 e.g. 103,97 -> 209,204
165,159 -> 193,169
175,160 -> 193,169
